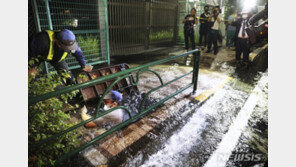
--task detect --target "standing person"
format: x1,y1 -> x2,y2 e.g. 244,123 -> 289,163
198,5 -> 210,49
226,11 -> 237,48
206,6 -> 221,55
28,29 -> 93,84
231,9 -> 251,67
183,8 -> 198,51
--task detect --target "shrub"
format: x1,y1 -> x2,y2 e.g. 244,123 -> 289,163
76,34 -> 100,61
28,71 -> 80,167
149,29 -> 174,42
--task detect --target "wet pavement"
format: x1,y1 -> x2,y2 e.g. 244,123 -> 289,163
74,44 -> 268,167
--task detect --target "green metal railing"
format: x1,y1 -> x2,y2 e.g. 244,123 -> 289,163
29,49 -> 200,165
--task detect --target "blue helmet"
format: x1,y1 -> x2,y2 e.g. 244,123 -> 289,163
110,90 -> 123,102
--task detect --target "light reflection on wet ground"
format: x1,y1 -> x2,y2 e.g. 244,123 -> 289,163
79,45 -> 268,167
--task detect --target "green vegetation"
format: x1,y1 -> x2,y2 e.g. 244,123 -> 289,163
76,34 -> 100,58
28,71 -> 80,167
177,27 -> 185,42
149,29 -> 174,42
224,0 -> 238,18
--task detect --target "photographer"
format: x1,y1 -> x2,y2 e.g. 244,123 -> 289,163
198,5 -> 210,48
206,6 -> 221,55
231,9 -> 251,67
183,8 -> 198,51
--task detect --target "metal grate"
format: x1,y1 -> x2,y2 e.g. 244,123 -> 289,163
108,0 -> 178,56
29,0 -> 37,37
149,0 -> 177,44
31,0 -> 110,73
108,0 -> 146,55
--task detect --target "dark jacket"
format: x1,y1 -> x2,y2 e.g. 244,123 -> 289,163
199,12 -> 209,34
231,18 -> 250,44
184,14 -> 197,33
29,31 -> 86,68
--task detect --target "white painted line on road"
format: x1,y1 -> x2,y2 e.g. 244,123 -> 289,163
203,75 -> 267,167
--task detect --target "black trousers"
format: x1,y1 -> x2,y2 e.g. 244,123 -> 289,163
50,60 -> 75,85
184,30 -> 195,51
207,29 -> 219,53
235,38 -> 250,62
199,29 -> 208,47
50,59 -> 70,72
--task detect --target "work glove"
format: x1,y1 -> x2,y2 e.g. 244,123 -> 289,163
111,90 -> 122,102
83,65 -> 93,72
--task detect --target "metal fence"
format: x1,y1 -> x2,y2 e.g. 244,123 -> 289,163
30,0 -> 110,73
107,0 -> 178,55
28,49 -> 200,166
30,0 -> 210,61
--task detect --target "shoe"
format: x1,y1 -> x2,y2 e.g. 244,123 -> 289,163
241,61 -> 249,68
205,50 -> 211,53
235,60 -> 242,68
214,51 -> 218,55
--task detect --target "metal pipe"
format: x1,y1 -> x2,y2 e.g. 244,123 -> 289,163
134,68 -> 164,86
192,51 -> 200,93
43,0 -> 53,74
139,70 -> 193,111
32,0 -> 41,32
104,0 -> 111,65
44,0 -> 53,30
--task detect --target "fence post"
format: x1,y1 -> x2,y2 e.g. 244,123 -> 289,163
144,1 -> 151,49
43,0 -> 53,74
192,50 -> 200,94
32,0 -> 41,33
173,5 -> 178,44
43,0 -> 53,30
103,0 -> 111,65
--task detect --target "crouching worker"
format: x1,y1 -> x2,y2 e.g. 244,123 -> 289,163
28,29 -> 93,85
81,90 -> 137,128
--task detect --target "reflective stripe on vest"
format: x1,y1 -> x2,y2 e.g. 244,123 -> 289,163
45,30 -> 68,62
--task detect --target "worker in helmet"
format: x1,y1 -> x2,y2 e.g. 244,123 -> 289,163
81,90 -> 125,128
28,29 -> 93,84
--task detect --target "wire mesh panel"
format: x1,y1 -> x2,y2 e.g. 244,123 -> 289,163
149,0 -> 177,44
176,0 -> 188,44
108,0 -> 147,55
108,0 -> 178,55
29,0 -> 38,37
32,0 -> 110,72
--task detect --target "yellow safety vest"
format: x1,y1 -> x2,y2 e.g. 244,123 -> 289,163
45,30 -> 68,62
